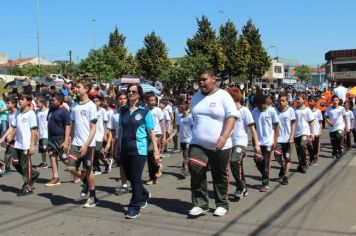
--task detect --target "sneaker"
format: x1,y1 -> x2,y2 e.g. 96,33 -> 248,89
234,188 -> 248,199
1,169 -> 11,176
297,165 -> 306,173
278,168 -> 285,179
162,153 -> 170,158
17,189 -> 33,197
115,185 -> 129,195
145,179 -> 157,185
171,149 -> 181,154
309,160 -> 318,166
189,206 -> 209,216
125,210 -> 140,219
104,159 -> 113,173
93,171 -> 102,176
281,176 -> 289,185
213,207 -> 228,217
45,177 -> 61,187
83,196 -> 98,208
259,185 -> 269,192
80,184 -> 89,197
140,192 -> 152,209
37,162 -> 49,169
73,177 -> 81,184
155,163 -> 163,178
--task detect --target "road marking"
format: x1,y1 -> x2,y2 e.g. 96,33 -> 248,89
348,153 -> 356,166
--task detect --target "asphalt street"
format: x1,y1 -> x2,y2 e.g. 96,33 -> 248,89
0,129 -> 355,236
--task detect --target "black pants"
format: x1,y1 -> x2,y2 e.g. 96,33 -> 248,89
294,135 -> 309,168
253,146 -> 272,186
307,135 -> 320,162
230,145 -> 247,191
330,130 -> 343,157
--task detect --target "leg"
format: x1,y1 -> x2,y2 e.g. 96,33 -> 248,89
274,143 -> 284,178
329,131 -> 338,157
128,155 -> 148,212
180,143 -> 189,176
230,146 -> 247,192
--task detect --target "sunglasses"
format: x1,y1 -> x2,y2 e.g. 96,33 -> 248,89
127,90 -> 138,94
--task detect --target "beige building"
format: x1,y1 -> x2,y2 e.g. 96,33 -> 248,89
0,53 -> 53,74
255,59 -> 284,89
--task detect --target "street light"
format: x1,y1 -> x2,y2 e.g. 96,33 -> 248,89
36,0 -> 40,65
218,10 -> 224,25
92,19 -> 96,49
267,45 -> 278,60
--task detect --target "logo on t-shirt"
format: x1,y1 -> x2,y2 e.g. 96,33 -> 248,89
210,102 -> 216,107
22,117 -> 28,123
264,116 -> 270,122
135,113 -> 143,121
81,110 -> 88,118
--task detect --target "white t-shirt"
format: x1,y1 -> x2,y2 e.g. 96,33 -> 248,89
162,109 -> 171,131
191,89 -> 238,150
326,106 -> 346,133
108,109 -> 120,139
178,114 -> 193,143
344,110 -> 354,130
12,109 -> 37,150
150,106 -> 164,135
37,108 -> 49,139
294,107 -> 314,137
173,106 -> 182,125
231,106 -> 255,147
252,106 -> 279,146
95,107 -> 108,142
276,106 -> 296,143
71,100 -> 98,147
311,108 -> 323,135
333,86 -> 348,102
106,109 -> 114,125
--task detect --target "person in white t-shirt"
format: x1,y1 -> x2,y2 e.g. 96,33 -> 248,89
167,103 -> 194,178
306,97 -> 323,166
92,96 -> 112,175
275,93 -> 295,185
333,81 -> 348,104
188,69 -> 238,217
326,95 -> 347,158
159,99 -> 171,158
0,94 -> 39,196
252,94 -> 279,192
145,92 -> 165,185
36,97 -> 49,169
227,87 -> 260,198
343,101 -> 354,150
68,78 -> 98,208
294,93 -> 314,173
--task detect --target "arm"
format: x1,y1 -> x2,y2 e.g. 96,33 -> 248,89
215,117 -> 236,151
249,125 -> 261,153
61,125 -> 71,153
160,119 -> 166,145
290,120 -> 296,142
309,121 -> 315,141
0,126 -> 15,143
272,123 -> 279,149
29,128 -> 37,155
80,122 -> 97,156
105,129 -> 113,153
167,125 -> 179,142
149,130 -> 160,161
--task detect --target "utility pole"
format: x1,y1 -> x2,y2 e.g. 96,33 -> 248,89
36,0 -> 41,65
218,10 -> 224,26
92,19 -> 96,49
69,50 -> 72,63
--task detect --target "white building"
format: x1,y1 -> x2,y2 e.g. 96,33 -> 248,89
0,53 -> 53,74
255,59 -> 284,89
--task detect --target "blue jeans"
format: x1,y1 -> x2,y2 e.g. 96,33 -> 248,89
121,154 -> 150,212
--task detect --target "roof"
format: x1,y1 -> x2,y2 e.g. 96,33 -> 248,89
325,49 -> 356,60
0,57 -> 34,68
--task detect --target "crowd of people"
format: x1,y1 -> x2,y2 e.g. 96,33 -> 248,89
0,69 -> 354,219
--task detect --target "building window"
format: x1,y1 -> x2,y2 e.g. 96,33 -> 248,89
274,66 -> 282,73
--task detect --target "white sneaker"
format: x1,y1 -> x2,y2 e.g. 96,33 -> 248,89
189,207 -> 208,216
213,207 -> 228,216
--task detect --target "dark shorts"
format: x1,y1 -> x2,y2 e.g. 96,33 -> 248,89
274,143 -> 292,162
68,145 -> 95,170
38,138 -> 48,153
47,139 -> 66,161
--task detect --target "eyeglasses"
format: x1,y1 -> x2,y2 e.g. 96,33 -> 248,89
127,90 -> 138,94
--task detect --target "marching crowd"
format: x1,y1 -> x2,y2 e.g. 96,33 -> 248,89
0,69 -> 355,219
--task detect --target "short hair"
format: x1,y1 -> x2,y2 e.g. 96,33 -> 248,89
336,81 -> 342,86
116,91 -> 127,100
278,93 -> 288,100
179,103 -> 190,111
197,68 -> 215,78
20,94 -> 32,102
52,92 -> 64,104
91,95 -> 104,102
254,94 -> 267,105
37,96 -> 47,105
105,97 -> 115,107
227,87 -> 242,102
159,98 -> 168,106
76,78 -> 93,92
332,95 -> 339,100
7,97 -> 17,105
296,92 -> 307,100
145,92 -> 157,102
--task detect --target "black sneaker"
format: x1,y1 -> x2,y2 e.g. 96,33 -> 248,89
278,168 -> 285,179
80,184 -> 89,197
281,176 -> 289,185
104,159 -> 113,173
83,196 -> 98,208
309,160 -> 318,166
125,209 -> 140,219
115,186 -> 129,195
37,162 -> 49,169
234,187 -> 248,199
297,165 -> 306,173
140,192 -> 151,209
17,189 -> 33,197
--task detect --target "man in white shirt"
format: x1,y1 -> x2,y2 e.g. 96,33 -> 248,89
326,95 -> 347,158
333,81 -> 348,105
252,94 -> 279,192
36,97 -> 49,169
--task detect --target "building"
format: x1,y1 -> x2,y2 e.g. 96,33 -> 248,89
255,59 -> 284,89
325,49 -> 356,87
0,53 -> 53,74
276,57 -> 299,85
309,68 -> 326,88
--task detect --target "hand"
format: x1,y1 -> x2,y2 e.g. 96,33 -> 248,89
167,138 -> 172,143
61,142 -> 69,153
289,136 -> 294,143
215,136 -> 227,151
162,138 -> 167,146
254,145 -> 261,154
29,146 -> 35,155
79,145 -> 88,157
104,144 -> 110,153
154,149 -> 160,162
310,134 -> 315,141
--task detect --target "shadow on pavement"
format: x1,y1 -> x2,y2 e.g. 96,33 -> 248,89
149,197 -> 192,215
0,184 -> 20,194
38,193 -> 82,206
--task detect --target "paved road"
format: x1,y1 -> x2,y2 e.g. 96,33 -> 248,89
0,129 -> 356,236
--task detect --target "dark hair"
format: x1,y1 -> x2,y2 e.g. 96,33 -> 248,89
254,94 -> 267,105
159,98 -> 168,106
91,95 -> 104,102
37,96 -> 47,105
116,91 -> 127,100
179,103 -> 190,111
76,78 -> 93,92
278,93 -> 288,100
127,83 -> 144,104
336,81 -> 342,86
332,95 -> 339,100
7,97 -> 18,105
20,94 -> 32,102
197,68 -> 215,78
296,92 -> 307,100
145,92 -> 157,102
105,97 -> 115,108
52,92 -> 64,104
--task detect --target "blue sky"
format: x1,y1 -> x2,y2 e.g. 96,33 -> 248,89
1,0 -> 355,66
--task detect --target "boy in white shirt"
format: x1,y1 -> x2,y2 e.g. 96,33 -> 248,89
68,79 -> 98,207
307,97 -> 323,166
326,95 -> 347,159
0,94 -> 39,196
294,92 -> 314,173
343,101 -> 354,150
275,93 -> 295,185
36,97 -> 49,169
159,99 -> 171,158
252,94 -> 279,192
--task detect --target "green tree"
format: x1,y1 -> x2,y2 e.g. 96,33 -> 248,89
295,65 -> 312,83
219,20 -> 250,84
136,31 -> 172,82
11,64 -> 57,77
242,19 -> 271,85
55,61 -> 79,80
186,16 -> 226,75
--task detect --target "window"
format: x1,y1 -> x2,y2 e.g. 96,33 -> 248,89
274,66 -> 282,73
